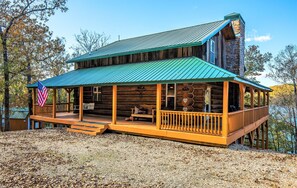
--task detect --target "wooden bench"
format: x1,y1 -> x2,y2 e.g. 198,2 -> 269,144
131,105 -> 155,123
74,103 -> 95,111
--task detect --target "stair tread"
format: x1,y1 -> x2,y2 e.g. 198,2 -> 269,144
67,123 -> 107,136
72,121 -> 107,128
67,128 -> 98,136
71,125 -> 103,132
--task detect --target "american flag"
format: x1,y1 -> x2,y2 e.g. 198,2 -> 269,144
37,81 -> 48,107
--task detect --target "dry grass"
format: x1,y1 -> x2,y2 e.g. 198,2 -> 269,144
0,129 -> 296,187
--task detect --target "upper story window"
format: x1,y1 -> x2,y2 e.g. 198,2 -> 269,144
210,39 -> 215,64
93,86 -> 102,102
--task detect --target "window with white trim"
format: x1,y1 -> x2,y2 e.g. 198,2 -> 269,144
210,39 -> 215,64
93,86 -> 102,102
166,83 -> 176,110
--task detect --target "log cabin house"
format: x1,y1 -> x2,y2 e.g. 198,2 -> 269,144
28,13 -> 271,147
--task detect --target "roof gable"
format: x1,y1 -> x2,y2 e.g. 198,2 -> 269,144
68,20 -> 232,63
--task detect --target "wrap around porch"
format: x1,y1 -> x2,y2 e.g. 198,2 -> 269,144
30,81 -> 270,147
28,57 -> 271,147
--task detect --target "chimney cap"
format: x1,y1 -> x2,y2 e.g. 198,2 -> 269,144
224,12 -> 245,25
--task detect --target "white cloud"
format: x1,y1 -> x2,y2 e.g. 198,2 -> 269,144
254,35 -> 271,42
245,37 -> 252,42
245,30 -> 271,42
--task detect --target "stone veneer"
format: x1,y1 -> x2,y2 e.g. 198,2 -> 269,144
224,13 -> 245,76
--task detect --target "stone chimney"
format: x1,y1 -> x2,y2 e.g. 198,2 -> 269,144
224,13 -> 245,76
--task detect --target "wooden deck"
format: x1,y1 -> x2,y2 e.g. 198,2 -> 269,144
30,110 -> 269,147
30,112 -> 228,146
30,80 -> 270,147
31,112 -> 154,126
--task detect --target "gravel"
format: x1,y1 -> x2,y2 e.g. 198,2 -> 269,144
0,129 -> 296,187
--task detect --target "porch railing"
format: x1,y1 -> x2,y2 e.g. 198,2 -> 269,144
228,106 -> 269,133
160,106 -> 268,136
160,110 -> 223,135
35,103 -> 73,114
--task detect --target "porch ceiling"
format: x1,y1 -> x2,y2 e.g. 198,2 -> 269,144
27,57 -> 271,91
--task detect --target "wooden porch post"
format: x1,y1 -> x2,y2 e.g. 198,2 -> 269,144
32,88 -> 36,115
250,88 -> 254,108
250,88 -> 254,123
79,86 -> 83,121
248,130 -> 255,148
267,92 -> 270,106
261,123 -> 265,149
257,90 -> 261,107
239,83 -> 245,110
265,121 -> 269,149
239,136 -> 245,145
112,85 -> 117,125
222,81 -> 229,137
156,84 -> 162,129
65,88 -> 73,113
239,83 -> 245,130
52,88 -> 56,118
256,127 -> 260,149
263,91 -> 266,106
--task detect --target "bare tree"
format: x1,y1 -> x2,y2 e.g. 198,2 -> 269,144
268,45 -> 297,153
72,29 -> 110,57
0,0 -> 67,131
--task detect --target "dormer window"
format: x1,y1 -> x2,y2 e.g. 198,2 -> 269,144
210,39 -> 215,64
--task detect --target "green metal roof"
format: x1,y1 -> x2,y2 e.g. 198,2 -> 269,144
234,77 -> 271,91
67,20 -> 232,63
1,108 -> 29,120
28,57 -> 271,91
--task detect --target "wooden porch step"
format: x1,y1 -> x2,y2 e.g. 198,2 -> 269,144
67,123 -> 108,136
72,121 -> 107,128
67,128 -> 98,136
71,125 -> 102,132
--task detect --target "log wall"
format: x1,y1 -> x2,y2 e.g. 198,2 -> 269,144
73,82 -> 225,117
210,82 -> 224,113
76,46 -> 206,69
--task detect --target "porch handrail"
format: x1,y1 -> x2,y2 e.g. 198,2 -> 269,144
228,105 -> 269,134
160,105 -> 268,136
33,102 -> 73,106
160,110 -> 223,135
34,102 -> 74,114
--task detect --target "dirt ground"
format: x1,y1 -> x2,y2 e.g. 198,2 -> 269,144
0,129 -> 296,188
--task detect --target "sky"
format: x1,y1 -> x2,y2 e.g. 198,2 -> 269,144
47,0 -> 297,87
